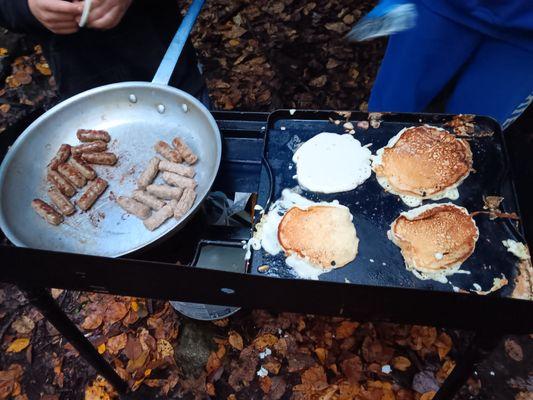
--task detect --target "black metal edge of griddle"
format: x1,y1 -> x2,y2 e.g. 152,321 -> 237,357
2,244 -> 533,334
1,110 -> 532,334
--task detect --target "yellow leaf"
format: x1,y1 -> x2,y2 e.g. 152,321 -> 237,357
36,62 -> 52,76
97,343 -> 106,354
391,356 -> 411,371
144,369 -> 152,377
7,338 -> 30,353
130,301 -> 139,312
0,48 -> 8,56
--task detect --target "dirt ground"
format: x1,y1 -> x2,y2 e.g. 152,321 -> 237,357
0,1 -> 532,399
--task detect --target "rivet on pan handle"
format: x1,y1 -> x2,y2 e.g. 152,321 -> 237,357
152,0 -> 206,86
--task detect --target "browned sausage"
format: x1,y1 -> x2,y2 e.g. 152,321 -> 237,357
47,187 -> 75,216
172,137 -> 198,164
69,155 -> 96,180
31,199 -> 64,225
77,178 -> 108,211
154,141 -> 182,163
57,163 -> 87,188
72,141 -> 108,154
76,129 -> 111,143
161,172 -> 197,189
47,170 -> 76,197
158,160 -> 195,178
48,144 -> 71,171
81,152 -> 117,166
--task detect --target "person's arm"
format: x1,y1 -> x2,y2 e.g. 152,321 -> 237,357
0,0 -> 82,35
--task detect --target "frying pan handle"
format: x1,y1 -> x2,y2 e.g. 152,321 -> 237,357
152,0 -> 206,86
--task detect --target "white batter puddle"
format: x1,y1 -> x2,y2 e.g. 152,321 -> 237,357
292,132 -> 372,194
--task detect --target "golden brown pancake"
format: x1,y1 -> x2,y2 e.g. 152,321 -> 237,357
373,125 -> 473,199
389,203 -> 479,273
278,205 -> 358,269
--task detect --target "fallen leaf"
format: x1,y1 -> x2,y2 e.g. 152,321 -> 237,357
6,338 -> 30,353
206,382 -> 216,396
50,289 -> 63,299
336,321 -> 359,339
0,48 -> 8,56
254,333 -> 278,350
325,22 -> 348,33
504,338 -> 523,362
212,318 -> 229,327
97,343 -> 106,354
260,376 -> 272,393
156,339 -> 174,359
81,314 -> 103,330
421,391 -> 436,400
341,356 -> 363,383
435,333 -> 452,360
105,301 -> 128,323
392,356 -> 411,371
106,333 -> 127,355
310,75 -> 327,88
36,62 -> 52,76
314,347 -> 327,364
11,316 -> 35,335
228,331 -> 244,351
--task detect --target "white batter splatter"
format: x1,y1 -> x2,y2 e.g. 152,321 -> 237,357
292,132 -> 372,193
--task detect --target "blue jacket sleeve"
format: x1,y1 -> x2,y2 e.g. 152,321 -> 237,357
0,0 -> 48,34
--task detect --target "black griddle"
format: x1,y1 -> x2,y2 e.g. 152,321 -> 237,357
251,110 -> 525,298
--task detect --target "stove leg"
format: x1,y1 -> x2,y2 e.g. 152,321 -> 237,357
433,330 -> 503,400
21,287 -> 129,396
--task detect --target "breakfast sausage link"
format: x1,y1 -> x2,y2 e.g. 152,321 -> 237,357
31,199 -> 64,225
47,170 -> 76,197
158,160 -> 195,178
77,177 -> 108,211
76,129 -> 111,143
47,187 -> 75,216
154,141 -> 182,163
172,188 -> 196,219
146,184 -> 183,200
117,196 -> 151,219
72,141 -> 108,154
137,157 -> 160,189
132,190 -> 165,210
81,152 -> 117,166
161,172 -> 197,189
69,155 -> 96,180
143,202 -> 174,231
48,144 -> 71,171
57,163 -> 87,188
172,137 -> 198,165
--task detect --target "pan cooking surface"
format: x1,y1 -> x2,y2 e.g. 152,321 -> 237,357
0,83 -> 221,257
251,111 -> 525,297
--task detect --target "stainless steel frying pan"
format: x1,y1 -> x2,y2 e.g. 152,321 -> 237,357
0,0 -> 220,257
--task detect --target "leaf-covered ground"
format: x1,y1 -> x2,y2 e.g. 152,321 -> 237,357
0,1 -> 532,399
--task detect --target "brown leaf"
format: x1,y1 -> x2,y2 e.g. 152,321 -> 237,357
126,350 -> 149,373
81,314 -> 103,330
435,333 -> 453,360
206,352 -> 222,375
264,360 -> 281,375
504,338 -> 523,362
310,75 -> 327,88
325,22 -> 349,33
228,331 -> 244,351
107,333 -> 127,355
254,333 -> 278,350
301,365 -> 328,390
314,347 -> 327,364
335,321 -> 359,339
341,356 -> 362,383
268,376 -> 287,400
124,336 -> 143,361
11,316 -> 35,335
420,391 -> 436,400
156,339 -> 174,359
260,376 -> 272,394
50,289 -> 63,299
105,301 -> 128,323
392,356 -> 411,371
212,318 -> 229,327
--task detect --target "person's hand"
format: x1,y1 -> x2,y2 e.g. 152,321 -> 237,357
82,0 -> 133,30
28,0 -> 83,34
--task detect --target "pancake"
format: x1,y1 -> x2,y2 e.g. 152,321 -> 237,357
278,205 -> 359,269
293,132 -> 372,193
373,125 -> 473,207
388,203 -> 479,277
